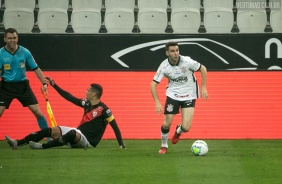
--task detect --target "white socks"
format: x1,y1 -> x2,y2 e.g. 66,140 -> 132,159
161,132 -> 169,148
176,125 -> 182,134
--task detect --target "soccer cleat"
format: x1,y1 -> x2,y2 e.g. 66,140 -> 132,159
29,141 -> 43,149
172,124 -> 181,144
5,135 -> 18,149
158,147 -> 167,154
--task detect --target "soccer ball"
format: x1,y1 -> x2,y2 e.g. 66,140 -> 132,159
191,140 -> 208,156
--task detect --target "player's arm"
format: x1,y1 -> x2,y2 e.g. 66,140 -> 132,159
34,67 -> 48,91
45,77 -> 83,107
108,117 -> 125,149
150,80 -> 162,114
199,65 -> 208,100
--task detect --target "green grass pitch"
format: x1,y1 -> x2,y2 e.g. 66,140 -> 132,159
1,140 -> 282,184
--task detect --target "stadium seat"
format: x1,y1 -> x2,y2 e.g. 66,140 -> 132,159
171,0 -> 200,9
270,10 -> 282,33
105,0 -> 135,33
237,10 -> 267,33
3,0 -> 35,33
138,8 -> 167,33
269,0 -> 282,33
4,0 -> 34,8
236,0 -> 267,33
203,0 -> 233,9
105,9 -> 135,33
38,0 -> 69,33
170,0 -> 201,33
203,0 -> 234,33
138,0 -> 168,33
138,0 -> 167,9
38,8 -> 68,33
72,0 -> 101,9
71,0 -> 102,33
38,0 -> 69,9
171,8 -> 200,33
105,0 -> 135,9
204,8 -> 234,33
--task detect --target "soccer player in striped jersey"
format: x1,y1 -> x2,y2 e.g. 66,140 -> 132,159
150,41 -> 208,154
0,28 -> 48,131
5,77 -> 125,150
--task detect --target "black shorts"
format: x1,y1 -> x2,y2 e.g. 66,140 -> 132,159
164,96 -> 196,114
0,80 -> 38,109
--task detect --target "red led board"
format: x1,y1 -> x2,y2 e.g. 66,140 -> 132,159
1,71 -> 282,140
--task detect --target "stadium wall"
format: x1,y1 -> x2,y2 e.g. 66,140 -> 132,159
0,34 -> 282,140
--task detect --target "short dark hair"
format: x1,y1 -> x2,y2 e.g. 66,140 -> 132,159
165,41 -> 179,51
90,83 -> 103,99
4,28 -> 18,37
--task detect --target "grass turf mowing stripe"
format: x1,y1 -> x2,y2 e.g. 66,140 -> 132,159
0,140 -> 282,184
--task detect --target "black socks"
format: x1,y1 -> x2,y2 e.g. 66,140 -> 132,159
17,128 -> 52,146
42,130 -> 77,149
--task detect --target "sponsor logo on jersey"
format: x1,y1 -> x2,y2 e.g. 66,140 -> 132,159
174,94 -> 189,98
4,58 -> 11,62
171,76 -> 188,83
4,64 -> 10,70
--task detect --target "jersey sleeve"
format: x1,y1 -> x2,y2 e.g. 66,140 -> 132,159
0,49 -> 4,71
153,60 -> 166,83
102,106 -> 125,147
52,84 -> 83,107
24,48 -> 38,70
103,108 -> 115,123
186,57 -> 201,71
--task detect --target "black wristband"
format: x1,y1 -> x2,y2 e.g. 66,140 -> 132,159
43,83 -> 48,86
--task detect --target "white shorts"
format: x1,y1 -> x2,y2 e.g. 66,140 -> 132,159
59,126 -> 90,148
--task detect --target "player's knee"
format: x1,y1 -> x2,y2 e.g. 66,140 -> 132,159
50,126 -> 61,139
62,130 -> 77,144
180,125 -> 190,132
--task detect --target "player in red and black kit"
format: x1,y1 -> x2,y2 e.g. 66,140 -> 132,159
5,76 -> 125,150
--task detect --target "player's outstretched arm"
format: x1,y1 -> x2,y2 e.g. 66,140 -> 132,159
45,76 -> 82,107
45,76 -> 55,86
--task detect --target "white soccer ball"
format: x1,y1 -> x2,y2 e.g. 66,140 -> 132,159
191,140 -> 208,156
